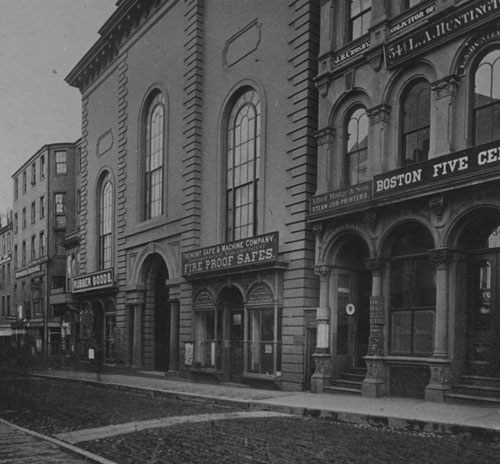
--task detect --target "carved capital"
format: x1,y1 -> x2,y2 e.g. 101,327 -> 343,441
315,127 -> 336,146
429,196 -> 446,221
431,75 -> 460,99
429,248 -> 454,267
365,47 -> 384,72
314,264 -> 331,278
368,104 -> 391,124
316,75 -> 330,97
312,223 -> 324,240
365,257 -> 386,273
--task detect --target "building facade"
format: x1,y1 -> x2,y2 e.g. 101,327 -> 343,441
66,0 -> 320,390
310,0 -> 500,400
11,143 -> 78,360
0,213 -> 14,358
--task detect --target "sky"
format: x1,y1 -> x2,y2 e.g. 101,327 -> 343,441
0,0 -> 117,220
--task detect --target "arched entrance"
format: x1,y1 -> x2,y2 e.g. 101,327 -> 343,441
143,254 -> 171,371
457,209 -> 500,378
330,234 -> 371,369
217,286 -> 244,380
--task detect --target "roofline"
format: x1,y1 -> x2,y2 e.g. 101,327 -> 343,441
11,142 -> 77,179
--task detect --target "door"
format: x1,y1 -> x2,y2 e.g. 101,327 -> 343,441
229,309 -> 244,379
466,252 -> 500,377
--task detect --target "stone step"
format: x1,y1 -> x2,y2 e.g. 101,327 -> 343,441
445,392 -> 500,407
323,385 -> 362,395
449,383 -> 500,398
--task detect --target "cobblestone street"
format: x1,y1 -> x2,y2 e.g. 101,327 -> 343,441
1,374 -> 500,463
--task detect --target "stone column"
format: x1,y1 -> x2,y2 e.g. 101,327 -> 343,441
315,127 -> 336,192
169,299 -> 180,373
368,104 -> 391,175
311,264 -> 332,393
362,258 -> 387,398
426,249 -> 453,402
431,75 -> 459,157
126,290 -> 145,369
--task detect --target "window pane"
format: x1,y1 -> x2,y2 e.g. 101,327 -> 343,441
413,310 -> 434,355
391,311 -> 412,354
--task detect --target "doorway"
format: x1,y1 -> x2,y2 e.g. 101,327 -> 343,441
466,251 -> 500,377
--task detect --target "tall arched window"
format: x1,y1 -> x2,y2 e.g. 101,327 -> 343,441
99,174 -> 113,270
401,79 -> 430,166
144,92 -> 165,220
345,107 -> 368,186
226,88 -> 261,241
473,49 -> 500,146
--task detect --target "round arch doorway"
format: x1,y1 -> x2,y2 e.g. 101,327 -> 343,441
143,254 -> 171,372
458,209 -> 500,378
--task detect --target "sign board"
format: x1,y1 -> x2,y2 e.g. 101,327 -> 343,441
72,269 -> 114,293
388,3 -> 436,36
333,38 -> 370,66
373,139 -> 500,199
385,0 -> 500,68
182,232 -> 279,277
15,264 -> 41,279
346,303 -> 356,316
310,182 -> 372,216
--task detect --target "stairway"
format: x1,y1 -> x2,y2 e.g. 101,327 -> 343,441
323,367 -> 366,395
445,375 -> 500,406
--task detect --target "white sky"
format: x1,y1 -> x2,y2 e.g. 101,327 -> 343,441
0,0 -> 117,219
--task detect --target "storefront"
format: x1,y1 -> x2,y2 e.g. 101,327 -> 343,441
182,232 -> 285,386
310,139 -> 500,400
72,269 -> 118,364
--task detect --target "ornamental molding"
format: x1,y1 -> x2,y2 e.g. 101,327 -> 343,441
314,127 -> 335,146
368,104 -> 391,124
431,75 -> 460,99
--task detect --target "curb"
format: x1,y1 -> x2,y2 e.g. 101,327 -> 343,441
5,369 -> 500,443
0,417 -> 118,464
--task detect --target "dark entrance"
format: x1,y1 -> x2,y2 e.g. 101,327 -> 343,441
460,210 -> 500,378
335,235 -> 371,368
218,286 -> 245,380
466,251 -> 500,377
154,268 -> 170,371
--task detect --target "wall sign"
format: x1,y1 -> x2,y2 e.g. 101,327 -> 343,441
310,181 -> 372,216
333,38 -> 371,67
72,269 -> 114,293
15,264 -> 41,279
385,0 -> 500,68
182,232 -> 279,276
388,3 -> 436,36
374,139 -> 500,198
346,303 -> 356,316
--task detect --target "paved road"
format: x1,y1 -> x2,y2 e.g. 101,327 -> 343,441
0,419 -> 113,464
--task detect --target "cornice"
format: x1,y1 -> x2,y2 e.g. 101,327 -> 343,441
65,0 -> 173,93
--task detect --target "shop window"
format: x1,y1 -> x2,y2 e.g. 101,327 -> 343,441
401,79 -> 430,166
226,88 -> 261,241
247,307 -> 282,375
348,0 -> 371,41
143,92 -> 165,220
194,309 -> 223,369
345,107 -> 369,186
389,225 -> 435,357
473,49 -> 500,146
99,174 -> 113,270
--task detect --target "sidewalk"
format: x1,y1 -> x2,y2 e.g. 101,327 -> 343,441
9,367 -> 500,438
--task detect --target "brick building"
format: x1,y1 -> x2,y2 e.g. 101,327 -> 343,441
11,142 -> 78,358
0,213 -> 14,357
309,0 -> 500,401
66,0 -> 320,390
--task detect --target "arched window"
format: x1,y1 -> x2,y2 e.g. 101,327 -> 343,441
345,107 -> 368,186
401,80 -> 430,166
144,92 -> 165,220
226,88 -> 261,241
473,50 -> 500,146
99,174 -> 113,270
